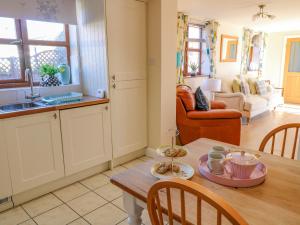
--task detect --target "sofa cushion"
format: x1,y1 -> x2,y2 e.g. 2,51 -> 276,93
232,79 -> 241,93
176,85 -> 196,111
195,87 -> 209,111
187,110 -> 242,119
240,80 -> 250,95
247,78 -> 258,94
244,95 -> 268,111
256,80 -> 267,95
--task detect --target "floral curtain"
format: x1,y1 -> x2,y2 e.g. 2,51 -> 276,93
176,13 -> 189,84
240,28 -> 254,75
205,20 -> 219,78
258,32 -> 268,77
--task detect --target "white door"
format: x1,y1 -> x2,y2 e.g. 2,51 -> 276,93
106,0 -> 147,157
60,104 -> 112,175
4,111 -> 64,194
0,122 -> 12,199
111,80 -> 147,157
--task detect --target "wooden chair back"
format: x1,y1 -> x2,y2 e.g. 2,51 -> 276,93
259,123 -> 300,159
147,178 -> 248,225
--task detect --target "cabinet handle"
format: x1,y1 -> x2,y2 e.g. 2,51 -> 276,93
112,83 -> 116,89
105,106 -> 108,110
53,113 -> 57,119
112,75 -> 116,81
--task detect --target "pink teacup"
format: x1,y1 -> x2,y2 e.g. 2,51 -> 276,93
225,151 -> 259,179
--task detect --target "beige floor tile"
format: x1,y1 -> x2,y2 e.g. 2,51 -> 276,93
139,156 -> 153,162
80,174 -> 110,190
95,183 -> 123,201
84,203 -> 127,225
122,159 -> 144,169
19,219 -> 37,225
34,204 -> 79,225
22,193 -> 63,217
102,166 -> 127,178
116,219 -> 129,225
0,207 -> 30,225
68,218 -> 90,225
67,192 -> 107,216
111,197 -> 125,212
53,183 -> 90,202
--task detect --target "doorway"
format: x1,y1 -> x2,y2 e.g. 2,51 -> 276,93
283,37 -> 300,104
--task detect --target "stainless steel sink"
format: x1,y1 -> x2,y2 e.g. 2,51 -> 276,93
0,102 -> 45,112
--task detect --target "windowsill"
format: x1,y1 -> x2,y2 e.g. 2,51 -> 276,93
184,75 -> 209,78
0,83 -> 81,92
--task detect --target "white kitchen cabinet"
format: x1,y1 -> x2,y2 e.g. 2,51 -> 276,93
110,80 -> 147,157
4,111 -> 64,194
0,121 -> 12,199
106,0 -> 147,81
60,104 -> 112,175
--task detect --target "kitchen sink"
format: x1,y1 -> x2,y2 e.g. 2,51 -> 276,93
0,102 -> 45,112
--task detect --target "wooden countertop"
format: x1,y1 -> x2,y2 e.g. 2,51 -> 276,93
0,97 -> 109,119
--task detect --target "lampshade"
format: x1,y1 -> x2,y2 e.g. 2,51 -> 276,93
202,78 -> 222,92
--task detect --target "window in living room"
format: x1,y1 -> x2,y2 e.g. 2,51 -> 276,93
184,24 -> 210,77
0,17 -> 70,88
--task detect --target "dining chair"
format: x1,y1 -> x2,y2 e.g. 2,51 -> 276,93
259,123 -> 300,159
147,178 -> 248,225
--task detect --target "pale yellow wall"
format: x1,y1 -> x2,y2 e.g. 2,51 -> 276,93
147,0 -> 177,148
263,30 -> 300,87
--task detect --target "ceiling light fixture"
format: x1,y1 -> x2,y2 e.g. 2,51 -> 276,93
252,5 -> 275,21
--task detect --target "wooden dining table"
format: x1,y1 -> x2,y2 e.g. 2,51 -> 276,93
111,138 -> 300,225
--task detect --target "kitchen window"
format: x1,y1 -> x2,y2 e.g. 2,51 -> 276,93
0,17 -> 70,88
184,24 -> 210,76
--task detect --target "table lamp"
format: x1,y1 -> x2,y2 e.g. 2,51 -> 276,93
202,78 -> 222,100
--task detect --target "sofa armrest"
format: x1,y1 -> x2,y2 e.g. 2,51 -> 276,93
187,110 -> 242,120
215,92 -> 245,112
211,101 -> 226,109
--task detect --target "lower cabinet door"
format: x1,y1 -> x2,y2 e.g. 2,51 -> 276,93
4,111 -> 64,194
60,104 -> 112,176
0,121 -> 12,199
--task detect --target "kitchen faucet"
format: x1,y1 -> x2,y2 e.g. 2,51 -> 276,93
25,68 -> 40,101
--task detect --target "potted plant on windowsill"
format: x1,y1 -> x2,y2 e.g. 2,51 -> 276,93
189,62 -> 199,77
40,64 -> 61,87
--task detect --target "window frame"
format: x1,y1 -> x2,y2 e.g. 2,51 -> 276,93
184,23 -> 206,77
0,18 -> 70,88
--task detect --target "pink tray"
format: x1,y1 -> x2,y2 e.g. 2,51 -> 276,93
198,154 -> 267,188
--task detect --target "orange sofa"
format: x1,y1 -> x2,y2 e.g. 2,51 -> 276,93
176,85 -> 242,145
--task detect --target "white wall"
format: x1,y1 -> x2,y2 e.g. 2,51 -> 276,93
263,30 -> 300,87
76,0 -> 109,97
147,0 -> 177,149
216,22 -> 243,77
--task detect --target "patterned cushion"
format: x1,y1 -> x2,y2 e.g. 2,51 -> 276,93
256,80 -> 267,95
195,87 -> 209,111
248,78 -> 258,94
232,79 -> 241,93
240,81 -> 250,95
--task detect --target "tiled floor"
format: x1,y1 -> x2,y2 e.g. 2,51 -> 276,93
0,157 -> 153,225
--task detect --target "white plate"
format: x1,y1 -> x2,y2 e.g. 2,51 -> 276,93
156,145 -> 189,158
151,162 -> 194,180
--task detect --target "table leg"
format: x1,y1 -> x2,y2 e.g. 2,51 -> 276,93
123,192 -> 144,225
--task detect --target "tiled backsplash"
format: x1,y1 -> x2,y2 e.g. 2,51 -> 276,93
0,85 -> 82,105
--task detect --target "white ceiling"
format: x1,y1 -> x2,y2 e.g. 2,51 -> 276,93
177,0 -> 300,32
